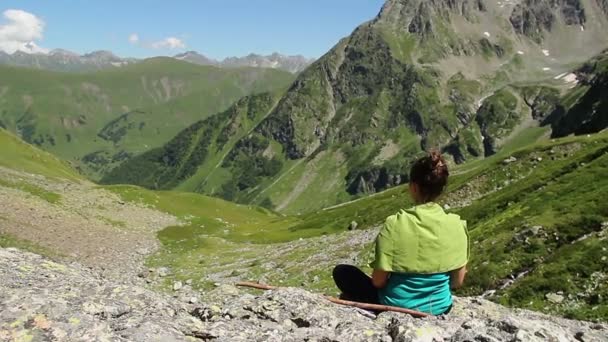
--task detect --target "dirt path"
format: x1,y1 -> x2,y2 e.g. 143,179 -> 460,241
0,167 -> 180,281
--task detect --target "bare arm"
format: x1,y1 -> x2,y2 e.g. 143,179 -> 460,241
450,265 -> 467,289
371,269 -> 390,288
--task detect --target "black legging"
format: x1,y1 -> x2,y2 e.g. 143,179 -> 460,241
333,264 -> 453,315
332,264 -> 379,304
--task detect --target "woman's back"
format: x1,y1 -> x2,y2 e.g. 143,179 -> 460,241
372,203 -> 468,274
373,202 -> 468,315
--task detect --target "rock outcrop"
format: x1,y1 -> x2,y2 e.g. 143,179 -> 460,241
510,0 -> 587,43
1,247 -> 606,341
549,51 -> 608,137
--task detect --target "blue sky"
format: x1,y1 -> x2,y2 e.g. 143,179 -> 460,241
0,0 -> 385,59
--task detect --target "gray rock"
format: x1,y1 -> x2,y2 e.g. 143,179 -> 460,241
173,281 -> 183,291
157,267 -> 171,277
1,248 -> 607,341
503,156 -> 517,164
348,221 -> 358,230
546,292 -> 565,304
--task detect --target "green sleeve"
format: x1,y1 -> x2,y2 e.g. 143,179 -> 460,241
369,219 -> 395,271
463,219 -> 470,264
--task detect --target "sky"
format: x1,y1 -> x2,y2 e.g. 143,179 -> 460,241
0,0 -> 385,59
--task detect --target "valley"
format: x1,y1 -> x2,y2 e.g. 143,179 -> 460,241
0,59 -> 294,179
1,0 -> 608,339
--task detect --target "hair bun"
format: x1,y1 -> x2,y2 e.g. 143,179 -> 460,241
429,151 -> 444,170
409,151 -> 450,201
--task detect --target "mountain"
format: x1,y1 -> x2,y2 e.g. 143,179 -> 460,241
0,58 -> 295,178
222,53 -> 314,73
173,51 -> 216,66
104,0 -> 608,214
173,51 -> 314,73
0,49 -> 138,72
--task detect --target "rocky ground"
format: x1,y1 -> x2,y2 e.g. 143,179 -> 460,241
1,247 -> 606,342
0,166 -> 180,281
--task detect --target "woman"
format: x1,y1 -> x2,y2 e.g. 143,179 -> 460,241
333,151 -> 469,315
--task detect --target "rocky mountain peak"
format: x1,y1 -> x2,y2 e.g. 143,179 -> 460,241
377,0 -> 487,31
173,51 -> 216,65
174,51 -> 314,73
82,50 -> 121,61
509,0 -> 589,42
49,48 -> 79,57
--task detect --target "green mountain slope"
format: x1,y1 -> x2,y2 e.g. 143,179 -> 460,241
0,128 -> 81,180
105,0 -> 608,214
101,93 -> 282,193
0,57 -> 294,178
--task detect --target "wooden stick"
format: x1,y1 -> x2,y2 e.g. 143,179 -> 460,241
235,281 -> 430,318
236,281 -> 277,291
324,296 -> 430,317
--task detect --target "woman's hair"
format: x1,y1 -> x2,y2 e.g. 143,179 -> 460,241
409,151 -> 449,202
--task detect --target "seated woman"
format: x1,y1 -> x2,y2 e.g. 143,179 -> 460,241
332,151 -> 469,315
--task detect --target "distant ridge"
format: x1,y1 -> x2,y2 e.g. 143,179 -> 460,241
173,51 -> 314,73
0,48 -> 313,73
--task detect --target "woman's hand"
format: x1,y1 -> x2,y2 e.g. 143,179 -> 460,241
450,265 -> 467,289
371,269 -> 389,288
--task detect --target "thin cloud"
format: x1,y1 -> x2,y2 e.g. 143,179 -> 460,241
128,33 -> 139,44
0,9 -> 48,54
150,37 -> 185,49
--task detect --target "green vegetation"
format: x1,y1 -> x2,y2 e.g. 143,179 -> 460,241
476,88 -> 520,137
456,133 -> 608,320
100,93 -> 281,194
0,232 -> 61,258
378,25 -> 417,63
104,184 -> 302,243
0,128 -> 81,180
0,59 -> 294,179
104,131 -> 608,321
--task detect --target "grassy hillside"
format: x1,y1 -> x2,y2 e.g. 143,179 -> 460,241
0,128 -> 81,180
104,130 -> 607,321
100,93 -> 283,193
0,58 -> 294,179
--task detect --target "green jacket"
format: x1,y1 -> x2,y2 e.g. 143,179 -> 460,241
370,202 -> 469,273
